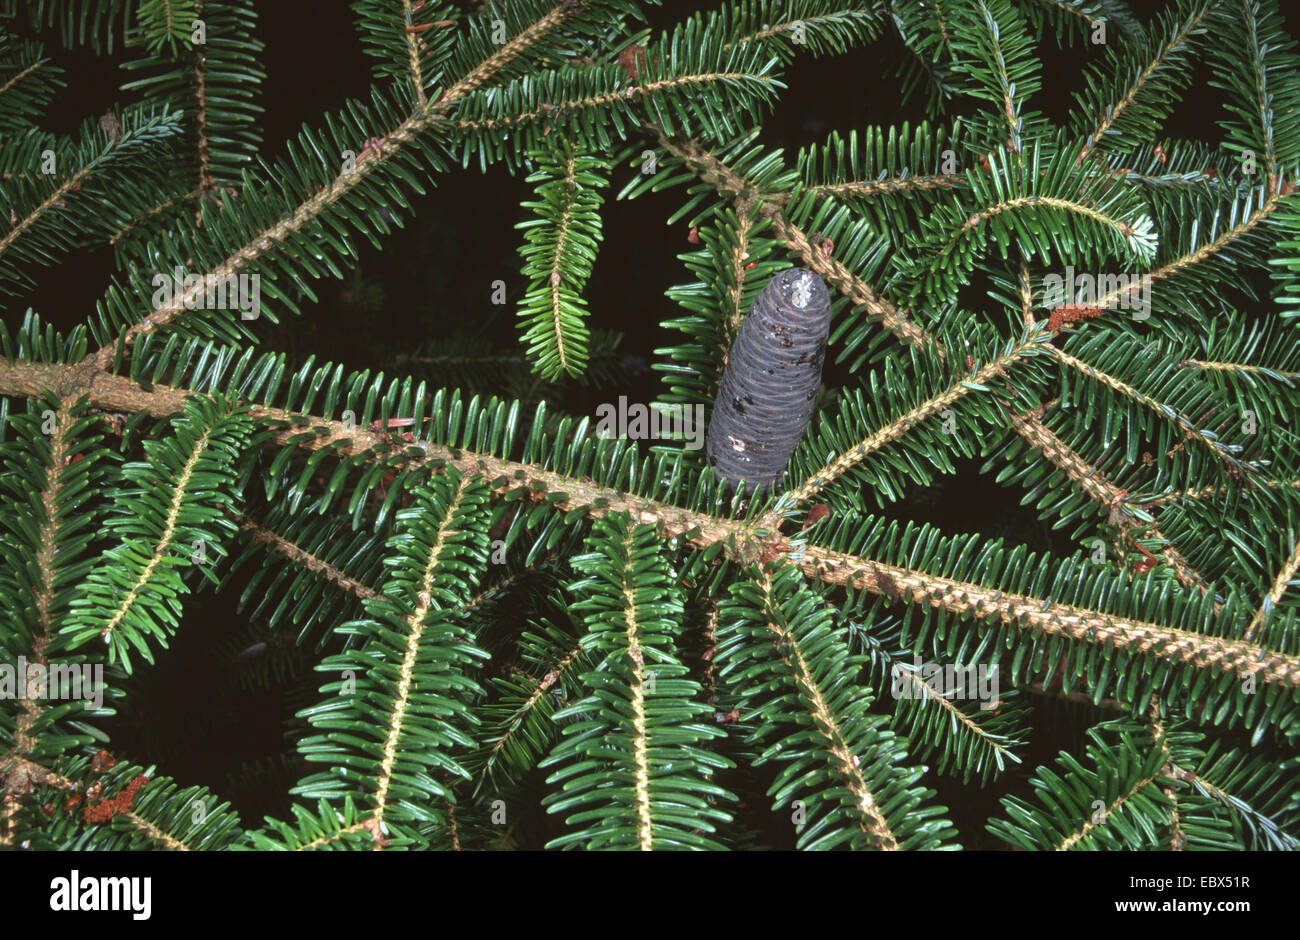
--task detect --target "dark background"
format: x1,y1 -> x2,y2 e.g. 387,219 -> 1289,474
4,0 -> 1295,846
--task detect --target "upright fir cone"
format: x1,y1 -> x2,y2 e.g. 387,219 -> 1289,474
706,268 -> 830,491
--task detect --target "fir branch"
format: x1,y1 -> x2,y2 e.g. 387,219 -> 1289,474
1245,532 -> 1300,642
1006,406 -> 1218,600
106,185 -> 204,246
1077,185 -> 1296,319
234,514 -> 378,602
1206,0 -> 1300,185
0,34 -> 63,132
368,473 -> 476,839
516,137 -> 608,378
950,0 -> 1041,153
767,207 -> 937,349
1177,756 -> 1300,849
655,132 -> 938,351
788,342 -> 1031,503
58,393 -> 252,673
1182,358 -> 1300,380
1045,344 -> 1257,477
2,360 -> 1296,692
1072,0 -> 1217,165
718,563 -> 958,848
0,106 -> 183,294
1055,759 -> 1164,850
1019,679 -> 1128,711
805,173 -> 963,200
800,542 -> 1297,688
721,210 -> 757,366
859,616 -> 1026,785
753,568 -> 899,849
0,395 -> 108,795
1142,478 -> 1300,508
82,0 -> 594,370
990,722 -> 1176,850
291,469 -> 493,846
542,514 -> 732,850
472,635 -> 584,793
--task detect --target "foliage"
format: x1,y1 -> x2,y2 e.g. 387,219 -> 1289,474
1,0 -> 1298,851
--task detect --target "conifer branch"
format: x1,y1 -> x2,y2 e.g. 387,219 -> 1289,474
1245,532 -> 1300,642
1179,766 -> 1300,848
193,32 -> 212,199
620,579 -> 654,850
788,344 -> 1030,503
768,208 -> 938,351
1142,479 -> 1300,507
81,0 -> 587,371
895,664 -> 1018,761
1181,358 -> 1300,380
1144,191 -> 1290,287
369,474 -> 474,840
1075,0 -> 1216,165
1006,406 -> 1218,601
297,820 -> 370,851
2,360 -> 1294,688
0,55 -> 44,100
755,568 -> 898,850
720,211 -> 755,369
806,174 -> 965,201
1079,189 -> 1295,318
96,420 -> 210,641
403,0 -> 430,109
1019,680 -> 1127,712
0,164 -> 92,258
235,515 -> 377,602
107,186 -> 205,246
1149,706 -> 1186,850
456,72 -> 778,134
0,399 -> 80,783
1055,766 -> 1161,850
476,639 -> 583,785
1045,345 -> 1254,476
1018,257 -> 1035,327
723,8 -> 878,50
548,147 -> 578,373
655,133 -> 938,352
968,0 -> 1032,152
801,543 -> 1297,687
122,811 -> 192,851
956,194 -> 1136,243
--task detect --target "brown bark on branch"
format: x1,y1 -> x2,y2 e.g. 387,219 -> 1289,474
1,358 -> 1293,691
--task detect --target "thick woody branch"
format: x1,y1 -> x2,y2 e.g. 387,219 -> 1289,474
2,358 -> 1295,691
